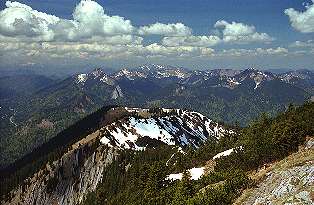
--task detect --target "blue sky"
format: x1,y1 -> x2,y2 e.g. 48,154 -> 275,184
0,0 -> 313,75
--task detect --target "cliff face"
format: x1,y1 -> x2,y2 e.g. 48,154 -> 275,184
3,131 -> 118,205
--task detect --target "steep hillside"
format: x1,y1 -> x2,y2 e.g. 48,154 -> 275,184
80,102 -> 313,205
0,74 -> 56,133
0,107 -> 232,204
1,102 -> 313,205
0,73 -> 122,167
0,74 -> 55,100
2,130 -> 118,205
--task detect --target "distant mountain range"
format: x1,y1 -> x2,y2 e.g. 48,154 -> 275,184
0,64 -> 313,168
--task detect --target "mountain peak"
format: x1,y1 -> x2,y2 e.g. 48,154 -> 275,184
112,64 -> 190,80
91,68 -> 104,78
234,68 -> 275,89
76,68 -> 115,86
99,107 -> 231,149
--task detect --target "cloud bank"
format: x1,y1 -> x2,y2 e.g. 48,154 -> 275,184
0,0 -> 274,45
0,0 -> 310,70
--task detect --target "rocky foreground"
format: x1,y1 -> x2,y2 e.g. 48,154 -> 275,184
234,137 -> 314,205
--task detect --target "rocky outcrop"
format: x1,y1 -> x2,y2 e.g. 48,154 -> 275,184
111,85 -> 124,99
3,131 -> 118,205
234,137 -> 314,205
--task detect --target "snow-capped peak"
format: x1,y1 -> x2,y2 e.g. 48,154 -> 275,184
76,68 -> 116,86
77,74 -> 88,84
112,64 -> 190,80
278,69 -> 314,83
99,107 -> 234,150
91,68 -> 104,79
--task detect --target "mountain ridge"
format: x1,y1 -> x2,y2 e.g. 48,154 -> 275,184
1,106 -> 233,204
0,64 -> 312,168
2,101 -> 313,205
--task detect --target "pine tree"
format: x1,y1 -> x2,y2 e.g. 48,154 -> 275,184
171,170 -> 194,205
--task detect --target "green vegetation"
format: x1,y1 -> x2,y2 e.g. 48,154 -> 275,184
81,102 -> 314,205
1,99 -> 313,204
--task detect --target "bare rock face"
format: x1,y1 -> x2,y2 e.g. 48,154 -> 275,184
249,164 -> 314,205
234,137 -> 314,205
3,132 -> 118,205
111,85 -> 124,99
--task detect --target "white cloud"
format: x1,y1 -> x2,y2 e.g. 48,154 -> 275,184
2,40 -> 290,61
161,35 -> 220,47
0,1 -> 59,41
218,47 -> 288,57
82,35 -> 143,45
0,0 -> 135,42
160,20 -> 273,47
71,0 -> 134,38
214,20 -> 274,44
144,43 -> 214,57
0,0 -> 304,65
256,47 -> 288,55
289,40 -> 314,48
0,41 -> 215,60
138,23 -> 192,36
285,1 -> 314,33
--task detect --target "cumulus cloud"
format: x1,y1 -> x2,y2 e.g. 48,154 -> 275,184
71,0 -> 134,38
0,1 -> 59,41
138,23 -> 192,36
0,0 -> 299,66
285,1 -> 314,33
160,20 -> 273,47
161,35 -> 220,47
214,20 -> 274,44
0,0 -> 135,42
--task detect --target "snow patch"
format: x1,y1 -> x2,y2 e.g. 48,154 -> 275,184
254,81 -> 261,90
166,167 -> 205,181
77,74 -> 88,84
213,148 -> 235,160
